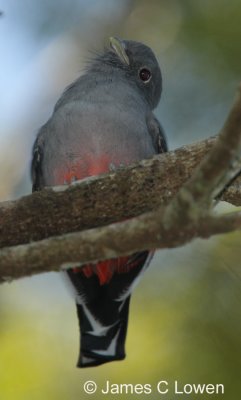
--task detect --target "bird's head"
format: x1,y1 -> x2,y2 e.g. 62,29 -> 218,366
110,37 -> 162,109
91,37 -> 162,109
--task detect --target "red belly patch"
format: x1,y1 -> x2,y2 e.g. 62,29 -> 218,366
54,155 -> 120,185
73,256 -> 142,285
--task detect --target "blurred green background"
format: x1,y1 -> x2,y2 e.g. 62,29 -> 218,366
0,0 -> 240,399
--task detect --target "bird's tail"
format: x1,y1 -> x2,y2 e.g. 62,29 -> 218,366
75,296 -> 130,367
67,251 -> 152,368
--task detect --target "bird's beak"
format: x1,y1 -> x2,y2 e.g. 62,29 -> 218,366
109,37 -> 130,65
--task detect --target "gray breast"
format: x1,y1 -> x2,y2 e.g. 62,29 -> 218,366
41,82 -> 155,185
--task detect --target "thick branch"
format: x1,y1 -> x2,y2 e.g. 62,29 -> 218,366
0,137 -> 240,249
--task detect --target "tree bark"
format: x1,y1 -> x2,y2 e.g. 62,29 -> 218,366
1,211 -> 240,282
0,137 -> 240,249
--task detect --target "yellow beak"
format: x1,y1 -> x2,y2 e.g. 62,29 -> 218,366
109,37 -> 130,65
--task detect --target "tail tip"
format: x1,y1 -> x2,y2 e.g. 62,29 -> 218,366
77,353 -> 126,368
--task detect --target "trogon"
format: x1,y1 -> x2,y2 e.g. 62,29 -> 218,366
31,37 -> 167,367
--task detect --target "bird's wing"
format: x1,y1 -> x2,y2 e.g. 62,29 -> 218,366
146,112 -> 168,154
31,130 -> 45,192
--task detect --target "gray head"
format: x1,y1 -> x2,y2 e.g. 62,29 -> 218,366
90,37 -> 162,109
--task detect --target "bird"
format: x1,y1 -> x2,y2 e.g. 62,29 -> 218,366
31,37 -> 167,368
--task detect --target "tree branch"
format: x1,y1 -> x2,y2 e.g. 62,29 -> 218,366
162,84 -> 241,229
0,210 -> 240,282
0,137 -> 240,249
0,85 -> 241,283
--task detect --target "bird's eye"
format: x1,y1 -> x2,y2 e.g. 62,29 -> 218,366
139,68 -> 152,83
